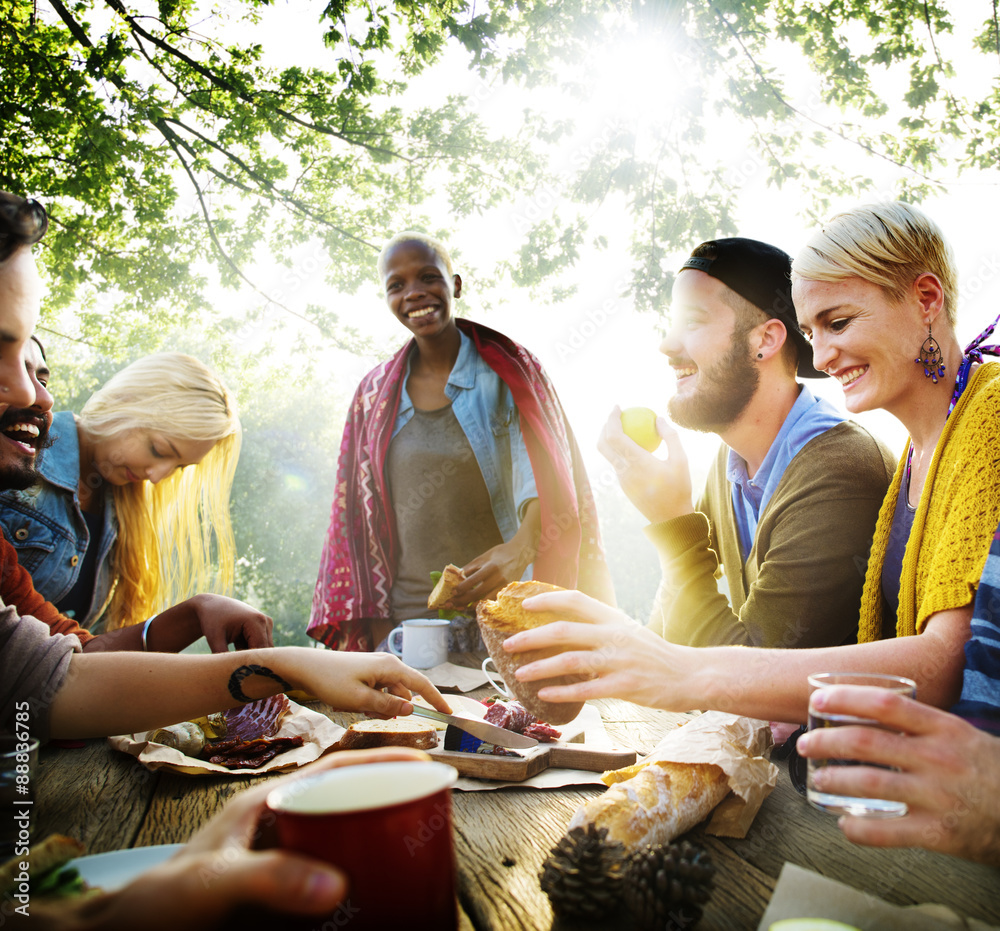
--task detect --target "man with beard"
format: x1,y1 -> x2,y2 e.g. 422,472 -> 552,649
599,238 -> 895,647
0,336 -> 53,490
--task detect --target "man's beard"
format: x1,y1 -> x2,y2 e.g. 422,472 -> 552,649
0,409 -> 52,490
668,327 -> 760,433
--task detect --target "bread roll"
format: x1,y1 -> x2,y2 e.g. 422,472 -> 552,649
568,761 -> 729,850
476,580 -> 586,726
338,719 -> 438,751
427,564 -> 465,610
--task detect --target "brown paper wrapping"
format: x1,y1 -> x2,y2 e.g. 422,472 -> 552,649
602,711 -> 779,838
108,700 -> 344,775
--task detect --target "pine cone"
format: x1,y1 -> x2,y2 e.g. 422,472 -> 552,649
622,839 -> 715,930
539,824 -> 626,920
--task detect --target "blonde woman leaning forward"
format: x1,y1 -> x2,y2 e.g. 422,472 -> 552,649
502,203 -> 1000,795
0,192 -> 271,650
8,355 -> 240,622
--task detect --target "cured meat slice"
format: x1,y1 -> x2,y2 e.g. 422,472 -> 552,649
222,694 -> 290,741
483,698 -> 561,742
199,695 -> 300,769
524,722 -> 562,742
207,736 -> 304,769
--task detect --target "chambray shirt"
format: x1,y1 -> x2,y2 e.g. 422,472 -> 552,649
392,329 -> 538,541
0,411 -> 118,630
727,385 -> 845,559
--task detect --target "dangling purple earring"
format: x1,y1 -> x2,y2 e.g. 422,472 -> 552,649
916,324 -> 945,383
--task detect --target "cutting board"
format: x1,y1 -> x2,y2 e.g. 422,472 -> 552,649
416,695 -> 637,780
428,730 -> 637,781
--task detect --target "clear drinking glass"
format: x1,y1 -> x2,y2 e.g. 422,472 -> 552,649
806,672 -> 916,818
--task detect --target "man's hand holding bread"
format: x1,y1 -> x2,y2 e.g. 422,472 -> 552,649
498,588 -> 707,713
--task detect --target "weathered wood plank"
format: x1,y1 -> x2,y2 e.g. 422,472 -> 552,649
34,740 -> 157,854
719,763 -> 1000,925
29,696 -> 1000,930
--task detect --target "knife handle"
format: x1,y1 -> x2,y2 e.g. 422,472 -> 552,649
545,745 -> 637,773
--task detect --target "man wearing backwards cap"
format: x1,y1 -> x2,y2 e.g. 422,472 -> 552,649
599,237 -> 895,648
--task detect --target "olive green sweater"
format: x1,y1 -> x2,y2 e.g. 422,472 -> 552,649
646,421 -> 895,648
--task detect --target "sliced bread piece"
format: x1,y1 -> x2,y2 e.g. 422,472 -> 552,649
338,718 -> 439,751
427,564 -> 465,610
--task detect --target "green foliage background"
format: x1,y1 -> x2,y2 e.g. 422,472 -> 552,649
10,0 -> 1000,641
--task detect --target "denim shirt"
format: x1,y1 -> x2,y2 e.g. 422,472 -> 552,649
392,329 -> 538,541
727,384 -> 846,559
0,411 -> 117,629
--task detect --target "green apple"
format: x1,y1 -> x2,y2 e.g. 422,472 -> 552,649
769,920 -> 862,931
620,406 -> 661,452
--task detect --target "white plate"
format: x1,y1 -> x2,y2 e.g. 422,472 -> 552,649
67,844 -> 184,892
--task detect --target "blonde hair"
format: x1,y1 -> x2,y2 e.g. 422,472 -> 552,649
376,230 -> 455,281
792,201 -> 959,325
78,353 -> 241,630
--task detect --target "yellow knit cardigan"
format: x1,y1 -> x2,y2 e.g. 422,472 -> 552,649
859,362 -> 1000,642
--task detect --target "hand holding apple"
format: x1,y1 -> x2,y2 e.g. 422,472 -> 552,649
597,406 -> 694,524
620,406 -> 662,452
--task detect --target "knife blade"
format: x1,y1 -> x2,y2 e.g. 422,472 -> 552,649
410,706 -> 538,750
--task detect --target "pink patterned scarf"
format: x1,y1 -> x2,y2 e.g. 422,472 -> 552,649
308,319 -> 612,651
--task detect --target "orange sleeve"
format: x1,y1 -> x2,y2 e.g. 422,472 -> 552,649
0,535 -> 95,646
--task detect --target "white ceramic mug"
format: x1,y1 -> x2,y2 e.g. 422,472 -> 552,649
480,656 -> 512,698
388,618 -> 450,669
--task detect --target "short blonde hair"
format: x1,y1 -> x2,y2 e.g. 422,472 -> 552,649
78,353 -> 241,629
376,230 -> 454,281
792,202 -> 959,325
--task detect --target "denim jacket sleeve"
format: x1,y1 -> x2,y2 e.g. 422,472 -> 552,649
392,331 -> 538,541
0,411 -> 117,628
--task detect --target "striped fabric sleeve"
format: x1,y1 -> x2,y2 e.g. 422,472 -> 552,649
951,525 -> 1000,735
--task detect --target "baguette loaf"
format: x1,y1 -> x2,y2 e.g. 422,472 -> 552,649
338,719 -> 438,751
568,761 -> 729,850
476,580 -> 586,726
427,564 -> 465,610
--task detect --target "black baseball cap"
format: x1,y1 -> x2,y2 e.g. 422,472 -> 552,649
679,237 -> 824,379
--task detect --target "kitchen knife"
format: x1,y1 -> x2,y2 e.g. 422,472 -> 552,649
410,705 -> 538,750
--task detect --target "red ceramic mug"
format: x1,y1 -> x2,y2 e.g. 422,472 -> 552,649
265,760 -> 459,930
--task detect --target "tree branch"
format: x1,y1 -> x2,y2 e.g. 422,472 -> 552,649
163,117 -> 378,249
921,1 -> 970,133
707,1 -> 942,184
994,0 -> 1000,68
36,324 -> 98,349
45,0 -> 369,335
161,130 -> 329,334
100,0 -> 410,162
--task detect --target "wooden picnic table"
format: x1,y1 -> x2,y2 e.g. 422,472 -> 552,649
33,686 -> 1000,930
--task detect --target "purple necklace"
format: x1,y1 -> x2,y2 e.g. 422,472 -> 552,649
905,314 -> 1000,498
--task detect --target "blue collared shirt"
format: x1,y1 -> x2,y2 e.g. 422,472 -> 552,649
392,329 -> 538,541
727,385 -> 845,558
